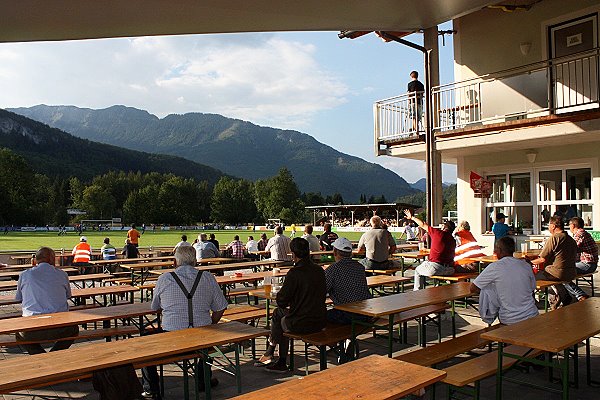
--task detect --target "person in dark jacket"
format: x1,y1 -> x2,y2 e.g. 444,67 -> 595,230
122,239 -> 140,259
258,237 -> 327,373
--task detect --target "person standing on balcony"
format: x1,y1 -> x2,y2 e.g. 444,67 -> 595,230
407,70 -> 424,133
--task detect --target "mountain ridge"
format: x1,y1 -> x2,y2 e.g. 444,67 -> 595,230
0,108 -> 225,185
10,105 -> 418,201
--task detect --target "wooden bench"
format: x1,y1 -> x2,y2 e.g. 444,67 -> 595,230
575,271 -> 596,297
395,325 -> 500,367
285,323 -> 371,374
372,303 -> 450,347
431,273 -> 479,283
442,345 -> 543,399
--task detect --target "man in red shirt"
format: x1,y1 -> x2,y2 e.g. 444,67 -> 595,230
403,209 -> 456,290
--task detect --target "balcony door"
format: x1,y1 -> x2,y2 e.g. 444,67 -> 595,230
549,14 -> 598,113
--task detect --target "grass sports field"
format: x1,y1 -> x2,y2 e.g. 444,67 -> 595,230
0,230 -> 366,252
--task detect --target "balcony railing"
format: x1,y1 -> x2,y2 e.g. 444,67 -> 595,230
373,91 -> 426,142
374,47 -> 600,142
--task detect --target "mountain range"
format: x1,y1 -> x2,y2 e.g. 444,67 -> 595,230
9,105 -> 417,201
0,109 -> 224,184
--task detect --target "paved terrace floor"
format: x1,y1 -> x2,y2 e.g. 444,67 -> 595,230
0,284 -> 598,399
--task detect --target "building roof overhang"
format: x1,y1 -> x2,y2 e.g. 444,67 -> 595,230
0,0 -> 498,43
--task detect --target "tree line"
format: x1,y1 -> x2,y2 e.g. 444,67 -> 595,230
0,148 -> 351,226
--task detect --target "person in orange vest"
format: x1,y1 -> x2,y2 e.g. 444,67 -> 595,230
127,224 -> 141,247
72,236 -> 92,274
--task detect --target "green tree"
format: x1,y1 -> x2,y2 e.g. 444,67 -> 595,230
80,184 -> 117,219
254,168 -> 304,223
211,177 -> 256,224
123,185 -> 160,224
157,176 -> 206,225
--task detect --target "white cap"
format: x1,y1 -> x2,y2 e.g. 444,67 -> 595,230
332,237 -> 353,252
80,236 -> 87,242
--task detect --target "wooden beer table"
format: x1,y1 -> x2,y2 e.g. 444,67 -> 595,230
481,297 -> 600,400
0,321 -> 266,400
232,355 -> 445,399
335,282 -> 473,357
0,302 -> 158,335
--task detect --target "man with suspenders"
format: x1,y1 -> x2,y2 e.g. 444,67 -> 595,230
141,246 -> 228,400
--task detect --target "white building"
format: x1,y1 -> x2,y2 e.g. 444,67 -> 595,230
375,0 -> 600,247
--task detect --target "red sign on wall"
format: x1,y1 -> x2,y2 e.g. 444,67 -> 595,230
470,171 -> 492,198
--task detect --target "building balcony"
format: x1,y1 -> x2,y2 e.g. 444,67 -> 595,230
375,47 -> 600,155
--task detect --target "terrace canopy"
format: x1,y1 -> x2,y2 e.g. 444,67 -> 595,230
305,202 -> 420,227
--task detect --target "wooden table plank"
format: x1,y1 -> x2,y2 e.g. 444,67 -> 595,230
231,355 -> 445,400
0,322 -> 266,394
0,302 -> 156,334
481,297 -> 600,353
334,282 -> 472,317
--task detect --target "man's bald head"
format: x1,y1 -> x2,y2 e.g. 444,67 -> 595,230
36,247 -> 55,265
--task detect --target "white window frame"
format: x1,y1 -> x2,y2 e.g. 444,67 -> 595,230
483,161 -> 594,234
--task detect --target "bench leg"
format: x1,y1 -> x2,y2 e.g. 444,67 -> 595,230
288,338 -> 295,372
319,345 -> 327,371
495,342 -> 503,400
304,342 -> 309,375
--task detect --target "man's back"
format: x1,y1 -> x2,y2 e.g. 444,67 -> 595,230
128,229 -> 140,244
266,234 -> 292,261
276,258 -> 326,333
193,241 -> 219,260
325,258 -> 371,305
541,231 -> 577,279
320,231 -> 338,250
152,264 -> 228,331
16,263 -> 70,316
358,228 -> 392,262
301,233 -> 320,252
473,257 -> 538,324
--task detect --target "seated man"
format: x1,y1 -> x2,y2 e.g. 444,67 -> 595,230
470,237 -> 538,325
453,220 -> 486,272
265,226 -> 293,265
226,235 -> 245,259
100,237 -> 117,260
563,217 -> 598,301
529,216 -> 577,308
15,247 -> 78,355
142,245 -> 228,399
326,237 -> 371,325
193,233 -> 220,261
357,216 -> 397,270
404,209 -> 456,290
258,238 -> 327,372
122,238 -> 140,259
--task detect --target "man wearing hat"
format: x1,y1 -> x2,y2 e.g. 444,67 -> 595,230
325,237 -> 371,325
72,236 -> 92,273
492,212 -> 513,243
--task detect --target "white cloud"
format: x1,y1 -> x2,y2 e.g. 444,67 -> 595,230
377,157 -> 457,184
0,34 -> 348,129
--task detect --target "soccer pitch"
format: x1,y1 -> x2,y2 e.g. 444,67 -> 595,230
0,229 -> 366,252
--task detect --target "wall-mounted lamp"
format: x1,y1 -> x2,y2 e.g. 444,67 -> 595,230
520,42 -> 532,56
526,149 -> 537,163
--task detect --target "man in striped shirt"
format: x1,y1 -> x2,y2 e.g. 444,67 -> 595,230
266,226 -> 293,265
563,217 -> 598,301
226,235 -> 245,259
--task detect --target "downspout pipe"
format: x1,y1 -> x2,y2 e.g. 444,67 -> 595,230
377,32 -> 434,226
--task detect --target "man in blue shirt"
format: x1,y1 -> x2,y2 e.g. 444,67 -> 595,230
492,213 -> 513,242
15,247 -> 78,355
193,233 -> 220,261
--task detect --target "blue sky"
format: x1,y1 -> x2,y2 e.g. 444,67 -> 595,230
0,27 -> 457,183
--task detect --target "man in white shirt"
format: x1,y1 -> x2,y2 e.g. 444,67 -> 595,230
301,225 -> 320,252
265,226 -> 293,265
470,237 -> 539,325
172,234 -> 191,253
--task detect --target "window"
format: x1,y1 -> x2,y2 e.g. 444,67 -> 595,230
485,166 -> 593,234
485,172 -> 532,232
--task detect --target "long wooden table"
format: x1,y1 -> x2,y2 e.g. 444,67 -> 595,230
232,355 -> 446,399
0,284 -> 137,308
0,302 -> 157,335
335,282 -> 473,357
481,297 -> 600,400
0,321 -> 266,400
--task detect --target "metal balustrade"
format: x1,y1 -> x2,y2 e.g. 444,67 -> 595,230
374,48 -> 600,143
